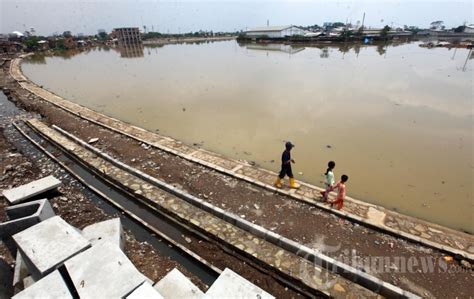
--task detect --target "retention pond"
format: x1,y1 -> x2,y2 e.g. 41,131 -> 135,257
21,40 -> 473,233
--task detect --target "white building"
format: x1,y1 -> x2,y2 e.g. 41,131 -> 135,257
465,24 -> 474,34
245,25 -> 306,38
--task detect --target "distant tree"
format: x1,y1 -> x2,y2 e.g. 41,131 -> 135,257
63,31 -> 72,38
142,32 -> 162,40
405,26 -> 421,34
98,31 -> 108,40
332,22 -> 345,28
454,25 -> 466,33
430,21 -> 444,30
55,40 -> 67,51
23,37 -> 40,51
380,25 -> 391,38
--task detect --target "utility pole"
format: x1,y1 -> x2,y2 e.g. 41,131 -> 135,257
267,19 -> 269,27
361,12 -> 365,29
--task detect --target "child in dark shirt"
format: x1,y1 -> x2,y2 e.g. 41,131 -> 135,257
274,141 -> 300,189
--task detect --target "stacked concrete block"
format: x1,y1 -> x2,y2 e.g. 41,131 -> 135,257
154,268 -> 204,299
0,198 -> 55,238
2,175 -> 61,204
12,270 -> 72,299
126,282 -> 164,299
205,268 -> 275,299
81,218 -> 124,250
64,240 -> 147,298
13,216 -> 90,280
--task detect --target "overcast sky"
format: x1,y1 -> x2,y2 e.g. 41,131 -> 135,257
1,0 -> 472,36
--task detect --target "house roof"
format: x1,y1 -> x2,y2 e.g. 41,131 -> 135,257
246,25 -> 297,32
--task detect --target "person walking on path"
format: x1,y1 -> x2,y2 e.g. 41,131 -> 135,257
320,161 -> 336,202
274,141 -> 300,189
329,174 -> 348,210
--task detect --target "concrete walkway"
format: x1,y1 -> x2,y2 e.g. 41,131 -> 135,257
9,56 -> 474,262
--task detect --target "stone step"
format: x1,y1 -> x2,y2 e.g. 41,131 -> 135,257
64,240 -> 147,298
2,175 -> 61,204
205,268 -> 274,299
13,216 -> 90,280
126,282 -> 164,299
12,270 -> 72,299
153,268 -> 204,299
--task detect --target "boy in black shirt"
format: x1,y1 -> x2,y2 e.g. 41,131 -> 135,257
274,141 -> 300,189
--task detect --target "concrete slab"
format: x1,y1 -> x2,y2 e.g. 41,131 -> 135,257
0,198 -> 55,238
126,282 -> 164,299
65,240 -> 146,298
13,216 -> 90,279
12,270 -> 72,299
153,268 -> 204,299
82,218 -> 124,250
2,175 -> 61,204
205,268 -> 274,299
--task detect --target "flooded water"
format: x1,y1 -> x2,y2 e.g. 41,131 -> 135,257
22,40 -> 473,233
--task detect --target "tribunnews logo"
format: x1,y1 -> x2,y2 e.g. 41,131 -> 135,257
297,235 -> 472,290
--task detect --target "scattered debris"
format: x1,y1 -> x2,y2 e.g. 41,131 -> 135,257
88,138 -> 99,144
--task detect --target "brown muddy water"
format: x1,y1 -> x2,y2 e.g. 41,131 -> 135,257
21,40 -> 473,233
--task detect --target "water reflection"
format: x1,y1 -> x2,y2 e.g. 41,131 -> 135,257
320,47 -> 329,58
115,42 -> 144,58
238,40 -> 419,59
26,53 -> 46,64
244,43 -> 305,55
